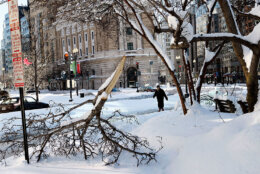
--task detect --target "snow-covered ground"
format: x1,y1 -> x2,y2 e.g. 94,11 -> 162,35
1,86 -> 260,174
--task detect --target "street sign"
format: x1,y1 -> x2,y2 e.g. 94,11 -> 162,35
8,0 -> 24,88
8,0 -> 28,165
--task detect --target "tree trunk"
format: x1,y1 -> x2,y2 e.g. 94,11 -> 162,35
246,78 -> 258,112
218,0 -> 260,112
187,60 -> 196,101
34,49 -> 39,102
247,53 -> 260,112
182,50 -> 193,105
218,0 -> 249,79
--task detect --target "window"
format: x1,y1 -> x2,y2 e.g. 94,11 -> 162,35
73,37 -> 76,44
85,33 -> 88,42
91,31 -> 94,40
85,47 -> 88,56
62,40 -> 65,47
126,27 -> 132,35
80,49 -> 82,56
79,35 -> 82,43
68,39 -> 70,46
127,42 -> 133,50
25,97 -> 36,103
92,46 -> 95,55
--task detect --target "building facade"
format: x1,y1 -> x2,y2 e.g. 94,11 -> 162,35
53,17 -> 159,90
1,6 -> 29,77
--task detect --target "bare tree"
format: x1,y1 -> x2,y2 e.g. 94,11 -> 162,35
191,0 -> 260,111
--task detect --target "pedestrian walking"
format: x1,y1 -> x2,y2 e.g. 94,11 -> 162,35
153,85 -> 168,112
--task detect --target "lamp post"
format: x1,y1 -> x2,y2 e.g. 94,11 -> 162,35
2,68 -> 5,90
64,52 -> 73,102
72,48 -> 79,96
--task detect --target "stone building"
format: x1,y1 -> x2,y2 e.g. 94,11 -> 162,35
53,15 -> 160,90
26,0 -> 63,89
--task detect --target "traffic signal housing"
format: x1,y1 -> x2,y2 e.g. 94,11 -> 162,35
64,52 -> 69,62
136,62 -> 139,69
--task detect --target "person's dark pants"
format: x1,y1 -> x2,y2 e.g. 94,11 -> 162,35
158,99 -> 164,111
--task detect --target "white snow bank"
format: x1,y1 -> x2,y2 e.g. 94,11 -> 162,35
133,103 -> 260,174
2,89 -> 260,174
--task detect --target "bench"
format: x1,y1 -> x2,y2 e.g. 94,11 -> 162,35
237,101 -> 249,114
214,99 -> 236,113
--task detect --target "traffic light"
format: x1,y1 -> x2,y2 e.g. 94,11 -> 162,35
64,52 -> 69,62
136,62 -> 139,69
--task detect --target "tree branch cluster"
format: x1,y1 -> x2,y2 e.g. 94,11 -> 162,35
0,98 -> 160,166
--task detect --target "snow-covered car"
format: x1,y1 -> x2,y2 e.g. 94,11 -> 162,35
138,86 -> 156,92
0,96 -> 49,113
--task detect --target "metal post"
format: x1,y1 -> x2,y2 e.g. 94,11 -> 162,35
76,80 -> 79,96
2,69 -> 4,90
19,87 -> 29,164
69,54 -> 73,102
73,51 -> 78,96
185,74 -> 188,94
75,61 -> 78,96
81,75 -> 84,89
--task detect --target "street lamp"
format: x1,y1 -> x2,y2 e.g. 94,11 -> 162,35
72,48 -> 79,96
64,52 -> 73,102
2,68 -> 5,90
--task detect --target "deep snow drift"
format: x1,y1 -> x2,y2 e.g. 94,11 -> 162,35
0,86 -> 260,174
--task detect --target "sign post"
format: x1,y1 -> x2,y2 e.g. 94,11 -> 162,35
19,87 -> 29,164
8,0 -> 29,164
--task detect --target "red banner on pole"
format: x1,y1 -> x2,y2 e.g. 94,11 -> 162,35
8,0 -> 24,88
77,62 -> 81,74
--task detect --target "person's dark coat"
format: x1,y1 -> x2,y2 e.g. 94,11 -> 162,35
153,88 -> 168,109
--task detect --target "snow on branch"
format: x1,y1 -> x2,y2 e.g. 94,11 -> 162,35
245,23 -> 260,45
226,0 -> 241,35
191,33 -> 258,50
232,5 -> 260,21
205,48 -> 216,62
250,5 -> 260,18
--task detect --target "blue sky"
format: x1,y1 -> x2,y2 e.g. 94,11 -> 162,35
0,0 -> 27,47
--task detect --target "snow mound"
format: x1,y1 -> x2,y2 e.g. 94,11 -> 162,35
133,104 -> 260,174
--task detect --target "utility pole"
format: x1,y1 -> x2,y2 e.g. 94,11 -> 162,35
64,52 -> 73,102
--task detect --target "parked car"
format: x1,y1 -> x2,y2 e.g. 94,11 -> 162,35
138,86 -> 156,92
0,96 -> 49,113
0,90 -> 9,100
